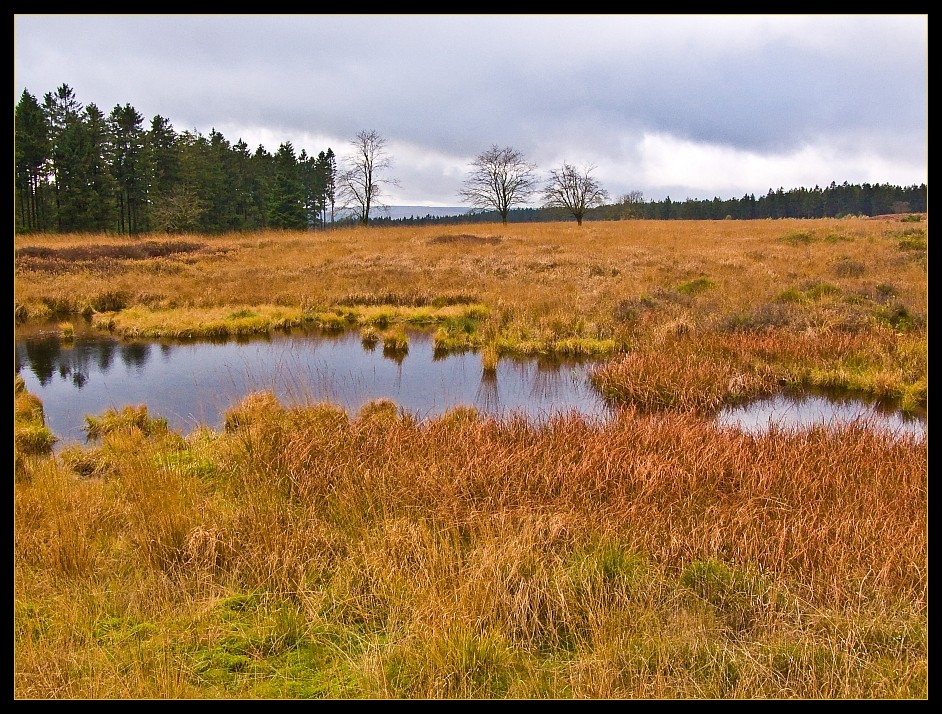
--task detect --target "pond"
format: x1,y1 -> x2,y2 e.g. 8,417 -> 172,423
716,391 -> 926,440
15,323 -> 610,448
15,321 -> 926,449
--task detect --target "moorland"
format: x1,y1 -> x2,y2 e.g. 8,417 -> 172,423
13,217 -> 927,699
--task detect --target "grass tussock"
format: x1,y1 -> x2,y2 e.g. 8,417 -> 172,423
14,375 -> 57,476
428,233 -> 503,246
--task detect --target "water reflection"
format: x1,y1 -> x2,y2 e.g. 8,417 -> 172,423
475,370 -> 500,414
14,322 -> 926,449
717,391 -> 926,440
382,345 -> 408,366
14,323 -> 609,448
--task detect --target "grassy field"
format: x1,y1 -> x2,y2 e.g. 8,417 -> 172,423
14,217 -> 927,699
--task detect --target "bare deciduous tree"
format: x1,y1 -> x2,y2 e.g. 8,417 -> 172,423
336,129 -> 399,226
618,190 -> 645,219
150,185 -> 205,233
460,145 -> 539,224
541,163 -> 610,226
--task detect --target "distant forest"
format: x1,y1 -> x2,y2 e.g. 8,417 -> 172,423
15,84 -> 928,235
373,179 -> 928,227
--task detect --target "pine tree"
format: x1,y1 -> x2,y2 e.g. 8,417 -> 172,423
43,84 -> 84,231
14,90 -> 51,232
82,103 -> 119,231
268,142 -> 307,229
109,103 -> 147,233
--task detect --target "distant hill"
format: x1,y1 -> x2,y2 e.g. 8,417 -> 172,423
381,206 -> 470,220
332,206 -> 471,222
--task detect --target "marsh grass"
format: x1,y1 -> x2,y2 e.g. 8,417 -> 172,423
14,219 -> 926,410
590,325 -> 926,416
14,218 -> 927,699
14,375 -> 57,478
480,343 -> 500,374
13,387 -> 927,699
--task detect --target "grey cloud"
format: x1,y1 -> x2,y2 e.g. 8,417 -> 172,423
14,14 -> 927,204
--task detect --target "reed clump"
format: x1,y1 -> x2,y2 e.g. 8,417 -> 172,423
480,343 -> 500,374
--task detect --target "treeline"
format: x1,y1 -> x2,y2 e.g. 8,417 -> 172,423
605,183 -> 928,221
372,182 -> 928,227
15,84 -> 338,235
16,83 -> 927,235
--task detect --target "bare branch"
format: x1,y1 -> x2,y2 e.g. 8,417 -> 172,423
459,145 -> 539,224
541,163 -> 609,226
336,129 -> 400,226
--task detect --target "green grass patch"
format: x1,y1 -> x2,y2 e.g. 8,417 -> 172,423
775,282 -> 841,303
185,598 -> 367,697
92,305 -> 310,339
382,625 -> 521,699
780,231 -> 815,246
823,232 -> 853,244
155,447 -> 219,480
680,559 -> 783,634
898,236 -> 927,251
676,277 -> 717,295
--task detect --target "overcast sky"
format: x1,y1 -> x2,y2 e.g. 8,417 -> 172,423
14,14 -> 928,207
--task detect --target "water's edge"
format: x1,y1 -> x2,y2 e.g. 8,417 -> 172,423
16,323 -> 926,449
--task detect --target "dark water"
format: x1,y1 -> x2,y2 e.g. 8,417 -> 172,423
15,322 -> 926,449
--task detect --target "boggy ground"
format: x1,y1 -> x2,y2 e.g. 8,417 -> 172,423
14,218 -> 927,413
13,217 -> 928,699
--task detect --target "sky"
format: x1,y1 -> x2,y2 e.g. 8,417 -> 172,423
13,14 -> 928,208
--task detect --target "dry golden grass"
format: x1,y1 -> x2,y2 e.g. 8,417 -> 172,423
14,219 -> 927,334
14,218 -> 927,411
13,392 -> 927,699
13,218 -> 928,699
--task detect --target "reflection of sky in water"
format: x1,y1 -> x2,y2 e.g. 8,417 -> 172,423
15,327 -> 608,449
716,393 -> 926,440
16,324 -> 926,450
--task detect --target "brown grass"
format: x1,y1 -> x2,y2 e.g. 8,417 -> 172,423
13,219 -> 928,699
13,391 -> 927,698
13,220 -> 927,334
